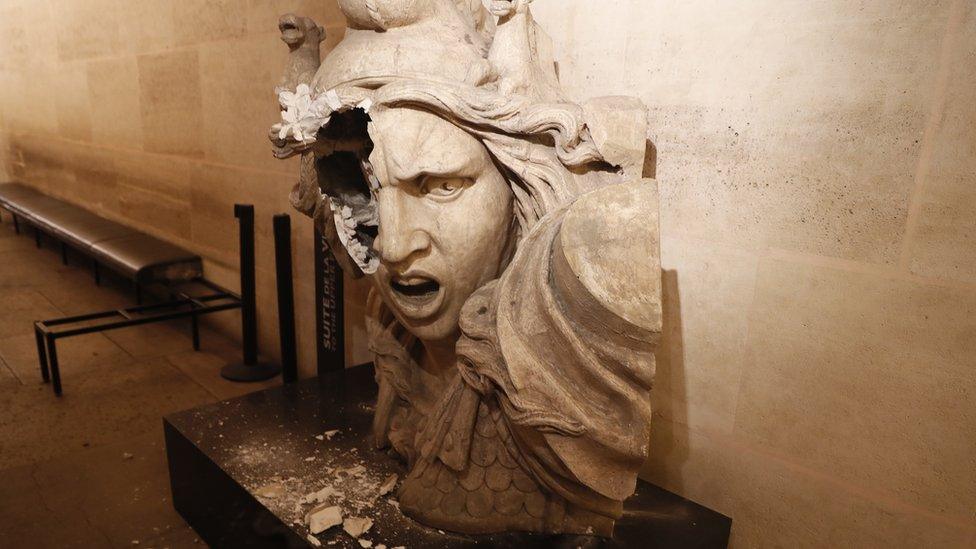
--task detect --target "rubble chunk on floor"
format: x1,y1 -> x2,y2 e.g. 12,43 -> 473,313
307,534 -> 322,547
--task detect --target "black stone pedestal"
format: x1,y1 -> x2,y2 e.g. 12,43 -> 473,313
164,365 -> 731,548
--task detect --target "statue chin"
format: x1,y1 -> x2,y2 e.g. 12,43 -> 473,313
272,0 -> 661,538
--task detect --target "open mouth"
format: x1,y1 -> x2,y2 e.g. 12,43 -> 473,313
390,277 -> 440,300
279,19 -> 299,33
387,274 -> 444,319
279,19 -> 303,43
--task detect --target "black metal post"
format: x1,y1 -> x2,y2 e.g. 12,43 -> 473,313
34,324 -> 49,383
274,214 -> 298,383
34,227 -> 41,248
237,204 -> 258,363
93,261 -> 101,285
220,204 -> 280,382
60,242 -> 68,265
12,215 -> 19,234
46,335 -> 62,397
191,311 -> 200,351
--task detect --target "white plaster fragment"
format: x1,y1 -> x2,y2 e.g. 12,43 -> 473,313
308,505 -> 343,534
343,517 -> 373,538
303,486 -> 336,505
323,89 -> 343,111
256,482 -> 285,499
307,534 -> 322,547
339,465 -> 367,477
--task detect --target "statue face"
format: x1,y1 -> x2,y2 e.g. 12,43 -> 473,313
366,108 -> 514,344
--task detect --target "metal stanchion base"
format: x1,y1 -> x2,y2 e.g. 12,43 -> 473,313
220,361 -> 281,382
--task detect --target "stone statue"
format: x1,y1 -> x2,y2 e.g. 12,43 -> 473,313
276,14 -> 324,92
269,0 -> 661,537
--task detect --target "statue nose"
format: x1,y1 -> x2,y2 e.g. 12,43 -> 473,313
373,190 -> 431,266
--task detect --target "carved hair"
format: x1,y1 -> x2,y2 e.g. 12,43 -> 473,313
279,0 -> 619,272
339,76 -> 613,231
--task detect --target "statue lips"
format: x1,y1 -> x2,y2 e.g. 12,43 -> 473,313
387,270 -> 444,320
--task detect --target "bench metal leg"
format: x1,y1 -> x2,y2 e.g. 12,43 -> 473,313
35,325 -> 50,383
45,335 -> 62,396
61,242 -> 68,265
93,261 -> 101,286
191,313 -> 200,351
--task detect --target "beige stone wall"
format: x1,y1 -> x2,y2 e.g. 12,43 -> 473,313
2,1 -> 974,545
0,130 -> 9,180
531,0 -> 976,546
0,0 -> 374,372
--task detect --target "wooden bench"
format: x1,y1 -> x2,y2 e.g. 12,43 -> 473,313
0,181 -> 242,396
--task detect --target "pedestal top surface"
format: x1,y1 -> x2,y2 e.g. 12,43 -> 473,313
165,365 -> 730,548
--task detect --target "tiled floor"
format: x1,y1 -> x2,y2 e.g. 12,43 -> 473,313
0,214 -> 277,548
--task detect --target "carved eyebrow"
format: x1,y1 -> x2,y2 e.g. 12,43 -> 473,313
391,148 -> 484,185
384,115 -> 487,184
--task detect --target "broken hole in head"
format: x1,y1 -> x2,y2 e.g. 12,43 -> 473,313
315,108 -> 380,272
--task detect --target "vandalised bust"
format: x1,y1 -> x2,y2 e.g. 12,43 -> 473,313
270,0 -> 661,537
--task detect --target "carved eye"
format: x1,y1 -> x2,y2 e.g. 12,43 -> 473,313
420,177 -> 467,201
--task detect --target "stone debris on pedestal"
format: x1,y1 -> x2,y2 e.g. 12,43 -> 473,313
343,516 -> 373,538
255,481 -> 286,499
165,368 -> 732,547
307,504 -> 343,534
379,474 -> 398,496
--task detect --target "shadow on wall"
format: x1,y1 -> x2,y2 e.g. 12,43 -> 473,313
643,139 -> 657,180
643,269 -> 690,494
